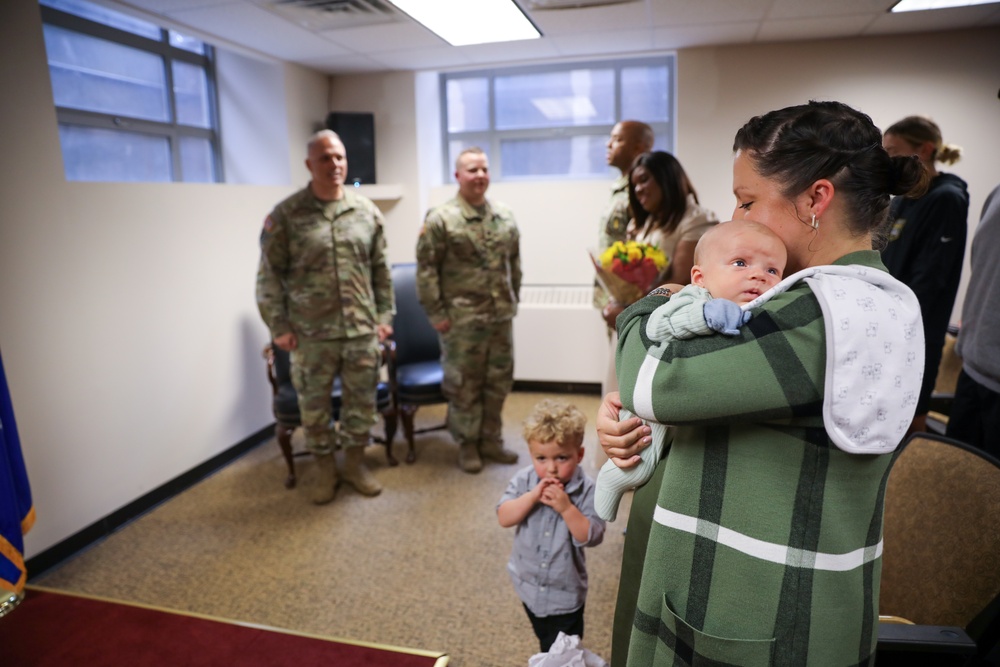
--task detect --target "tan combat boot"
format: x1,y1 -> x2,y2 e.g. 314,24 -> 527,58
341,447 -> 382,496
458,443 -> 483,473
306,453 -> 337,505
479,440 -> 518,464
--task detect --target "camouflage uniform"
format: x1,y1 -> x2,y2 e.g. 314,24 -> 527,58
594,173 -> 631,309
415,195 -> 521,450
256,186 -> 394,456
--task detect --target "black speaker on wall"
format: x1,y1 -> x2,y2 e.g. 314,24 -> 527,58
325,111 -> 376,185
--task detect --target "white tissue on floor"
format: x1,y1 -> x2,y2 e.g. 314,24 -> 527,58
527,632 -> 608,667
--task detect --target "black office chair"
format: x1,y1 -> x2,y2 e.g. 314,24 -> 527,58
263,342 -> 398,488
876,432 -> 1000,665
386,263 -> 448,464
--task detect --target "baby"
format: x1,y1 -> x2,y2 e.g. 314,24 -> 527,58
595,220 -> 788,520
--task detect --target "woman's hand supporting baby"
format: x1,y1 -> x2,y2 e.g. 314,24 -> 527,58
596,391 -> 651,470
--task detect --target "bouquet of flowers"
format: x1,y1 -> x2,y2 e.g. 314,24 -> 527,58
591,240 -> 669,306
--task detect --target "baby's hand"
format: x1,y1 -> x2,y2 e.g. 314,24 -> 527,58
540,480 -> 571,513
704,298 -> 751,336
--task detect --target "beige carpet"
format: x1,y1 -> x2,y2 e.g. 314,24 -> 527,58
34,391 -> 632,667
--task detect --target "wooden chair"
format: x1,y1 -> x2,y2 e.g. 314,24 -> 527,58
386,263 -> 448,464
876,432 -> 1000,665
927,325 -> 961,434
263,342 -> 398,489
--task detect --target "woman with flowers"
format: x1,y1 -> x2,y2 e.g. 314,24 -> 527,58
601,152 -> 718,327
599,151 -> 719,409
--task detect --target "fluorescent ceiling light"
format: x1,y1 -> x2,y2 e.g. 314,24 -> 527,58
386,0 -> 541,46
891,0 -> 998,12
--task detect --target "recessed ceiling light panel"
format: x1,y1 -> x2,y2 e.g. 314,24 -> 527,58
890,0 -> 999,12
386,0 -> 541,46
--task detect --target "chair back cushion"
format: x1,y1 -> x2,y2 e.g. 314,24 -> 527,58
391,263 -> 441,367
880,434 -> 1000,630
270,344 -> 391,425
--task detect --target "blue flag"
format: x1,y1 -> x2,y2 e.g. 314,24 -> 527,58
1,349 -> 34,598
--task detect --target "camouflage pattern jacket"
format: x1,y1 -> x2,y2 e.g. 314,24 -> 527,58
416,195 -> 521,328
594,173 -> 632,309
256,185 -> 394,341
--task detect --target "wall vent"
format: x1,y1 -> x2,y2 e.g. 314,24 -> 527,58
520,285 -> 594,308
525,0 -> 637,9
265,0 -> 399,31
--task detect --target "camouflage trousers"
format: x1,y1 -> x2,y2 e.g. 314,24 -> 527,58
440,320 -> 514,448
290,334 -> 380,455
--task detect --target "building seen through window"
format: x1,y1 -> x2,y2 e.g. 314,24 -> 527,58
40,0 -> 222,183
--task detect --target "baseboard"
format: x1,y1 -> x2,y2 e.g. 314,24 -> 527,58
513,381 -> 602,395
25,424 -> 274,579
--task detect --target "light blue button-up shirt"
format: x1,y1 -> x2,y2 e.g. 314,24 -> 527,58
498,465 -> 606,616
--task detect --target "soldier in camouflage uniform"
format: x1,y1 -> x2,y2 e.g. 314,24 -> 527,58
257,129 -> 394,505
416,147 -> 521,473
595,121 -> 655,310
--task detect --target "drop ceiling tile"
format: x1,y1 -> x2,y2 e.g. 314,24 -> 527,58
527,0 -> 651,35
765,0 -> 895,20
168,2 -> 353,60
458,39 -> 562,65
319,21 -> 444,53
757,15 -> 875,42
651,21 -> 759,49
367,46 -> 474,71
549,28 -> 654,57
299,53 -> 387,74
648,0 -> 769,26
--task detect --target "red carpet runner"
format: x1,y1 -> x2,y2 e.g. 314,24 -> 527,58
1,586 -> 448,666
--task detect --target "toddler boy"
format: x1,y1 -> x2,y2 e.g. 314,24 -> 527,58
497,399 -> 606,652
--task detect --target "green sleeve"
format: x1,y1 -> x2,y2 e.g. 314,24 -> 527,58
616,284 -> 826,425
370,205 -> 395,326
415,212 -> 448,326
255,210 -> 291,338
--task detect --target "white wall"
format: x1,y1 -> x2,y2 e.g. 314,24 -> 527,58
0,1 -> 327,556
676,30 -> 1000,324
351,28 -> 999,323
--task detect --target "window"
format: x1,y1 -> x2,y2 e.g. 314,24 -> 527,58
441,56 -> 674,181
40,0 -> 222,183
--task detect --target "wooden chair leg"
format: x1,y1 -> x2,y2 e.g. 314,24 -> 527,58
276,422 -> 297,489
401,405 -> 418,464
381,404 -> 399,467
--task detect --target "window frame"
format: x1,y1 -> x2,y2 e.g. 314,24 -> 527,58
440,55 -> 675,182
40,3 -> 224,183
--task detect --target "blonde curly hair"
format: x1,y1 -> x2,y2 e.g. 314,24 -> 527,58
522,399 -> 587,448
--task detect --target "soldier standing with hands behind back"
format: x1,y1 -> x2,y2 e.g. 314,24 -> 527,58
257,129 -> 394,505
416,147 -> 522,473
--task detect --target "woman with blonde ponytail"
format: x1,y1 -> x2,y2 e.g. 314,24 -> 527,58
881,115 -> 970,435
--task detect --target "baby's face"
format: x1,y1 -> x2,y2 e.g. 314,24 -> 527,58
693,224 -> 787,304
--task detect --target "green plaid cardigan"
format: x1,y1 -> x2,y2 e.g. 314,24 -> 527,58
612,251 -> 894,667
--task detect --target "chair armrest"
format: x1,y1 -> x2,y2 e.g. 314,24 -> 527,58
877,622 -> 977,653
262,343 -> 279,395
381,339 -> 398,392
